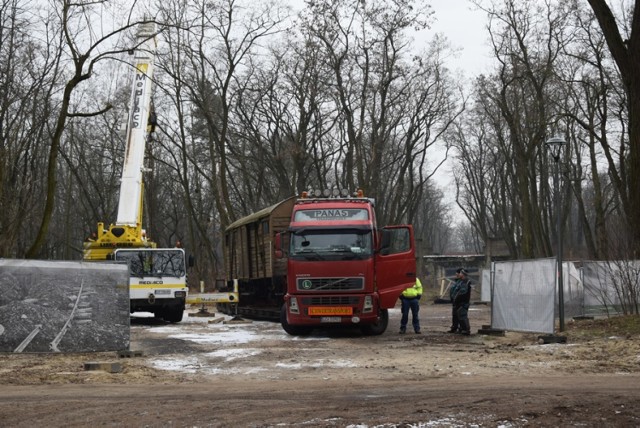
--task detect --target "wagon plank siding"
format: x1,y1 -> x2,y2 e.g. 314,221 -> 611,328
224,197 -> 295,282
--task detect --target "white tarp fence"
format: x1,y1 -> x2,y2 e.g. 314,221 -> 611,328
564,261 -> 583,319
490,259 -> 640,333
581,260 -> 640,316
480,268 -> 491,302
492,258 -> 556,334
582,261 -> 619,307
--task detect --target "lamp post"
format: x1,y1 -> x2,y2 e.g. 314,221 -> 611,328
545,136 -> 567,332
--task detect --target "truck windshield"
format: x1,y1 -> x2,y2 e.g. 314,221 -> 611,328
114,249 -> 186,278
289,229 -> 373,261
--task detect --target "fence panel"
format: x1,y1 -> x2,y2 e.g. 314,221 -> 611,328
0,260 -> 130,353
492,259 -> 556,334
581,260 -> 640,316
481,268 -> 491,302
564,262 -> 583,319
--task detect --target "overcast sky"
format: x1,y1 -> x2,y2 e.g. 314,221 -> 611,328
423,0 -> 493,78
420,1 -> 493,209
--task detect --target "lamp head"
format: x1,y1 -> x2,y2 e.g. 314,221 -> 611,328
545,136 -> 566,160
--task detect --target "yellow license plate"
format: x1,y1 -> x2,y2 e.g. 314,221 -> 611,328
308,306 -> 353,316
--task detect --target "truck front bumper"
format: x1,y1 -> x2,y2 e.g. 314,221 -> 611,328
284,294 -> 380,326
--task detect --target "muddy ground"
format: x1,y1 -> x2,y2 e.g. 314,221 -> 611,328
1,303 -> 640,427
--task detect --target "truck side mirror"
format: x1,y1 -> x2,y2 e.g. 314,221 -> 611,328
274,232 -> 284,259
274,231 -> 290,258
188,254 -> 195,268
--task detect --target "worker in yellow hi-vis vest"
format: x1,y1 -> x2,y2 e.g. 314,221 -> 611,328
399,278 -> 423,334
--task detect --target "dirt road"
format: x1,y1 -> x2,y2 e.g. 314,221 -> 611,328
1,304 -> 639,427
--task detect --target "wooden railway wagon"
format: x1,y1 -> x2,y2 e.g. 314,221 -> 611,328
220,197 -> 296,319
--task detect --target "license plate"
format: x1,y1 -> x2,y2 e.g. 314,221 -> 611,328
154,289 -> 171,295
308,306 -> 353,316
320,317 -> 342,323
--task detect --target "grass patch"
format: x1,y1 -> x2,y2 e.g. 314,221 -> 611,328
567,314 -> 640,338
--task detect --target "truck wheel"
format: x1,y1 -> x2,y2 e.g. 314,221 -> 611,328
361,308 -> 389,335
280,304 -> 312,336
216,303 -> 230,315
163,307 -> 184,323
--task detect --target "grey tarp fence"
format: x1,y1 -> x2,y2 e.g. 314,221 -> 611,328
0,259 -> 130,353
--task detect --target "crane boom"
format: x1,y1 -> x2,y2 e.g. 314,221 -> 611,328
83,23 -> 158,261
83,22 -> 190,324
116,22 -> 156,227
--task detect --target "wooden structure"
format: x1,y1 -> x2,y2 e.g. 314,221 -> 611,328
222,197 -> 296,317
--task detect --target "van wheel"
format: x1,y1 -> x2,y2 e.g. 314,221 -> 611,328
361,308 -> 388,335
280,304 -> 312,336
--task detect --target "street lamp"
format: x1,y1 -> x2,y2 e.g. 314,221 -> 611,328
545,136 -> 567,332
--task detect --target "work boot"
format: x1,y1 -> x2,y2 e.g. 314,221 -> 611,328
448,328 -> 458,333
415,330 -> 421,334
460,319 -> 471,335
399,328 -> 406,334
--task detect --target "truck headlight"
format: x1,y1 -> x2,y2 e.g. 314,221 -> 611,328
289,297 -> 300,314
363,295 -> 373,313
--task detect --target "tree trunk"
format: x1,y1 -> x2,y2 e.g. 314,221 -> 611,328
586,0 -> 640,256
25,81 -> 74,258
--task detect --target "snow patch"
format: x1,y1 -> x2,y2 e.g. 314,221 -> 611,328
206,348 -> 262,361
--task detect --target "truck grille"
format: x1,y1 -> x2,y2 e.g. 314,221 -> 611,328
301,296 -> 360,305
296,277 -> 364,291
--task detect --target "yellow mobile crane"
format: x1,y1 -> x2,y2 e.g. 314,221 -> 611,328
83,22 -> 188,323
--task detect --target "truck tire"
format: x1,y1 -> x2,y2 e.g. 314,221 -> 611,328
162,306 -> 184,323
360,308 -> 389,336
280,304 -> 312,336
216,303 -> 231,315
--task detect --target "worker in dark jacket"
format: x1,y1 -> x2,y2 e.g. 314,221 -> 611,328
449,268 -> 472,335
399,278 -> 423,334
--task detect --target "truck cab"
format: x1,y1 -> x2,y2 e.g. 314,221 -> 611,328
278,190 -> 416,335
114,248 -> 189,323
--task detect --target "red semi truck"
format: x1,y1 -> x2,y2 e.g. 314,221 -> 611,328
221,190 -> 417,335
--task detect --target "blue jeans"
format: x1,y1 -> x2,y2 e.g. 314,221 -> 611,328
400,297 -> 420,332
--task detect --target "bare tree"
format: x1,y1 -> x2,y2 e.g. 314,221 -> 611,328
0,1 -> 68,257
23,1 -> 160,258
163,0 -> 290,228
457,0 -> 571,258
411,183 -> 454,255
230,32 -> 337,209
301,0 -> 460,225
585,0 -> 640,257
